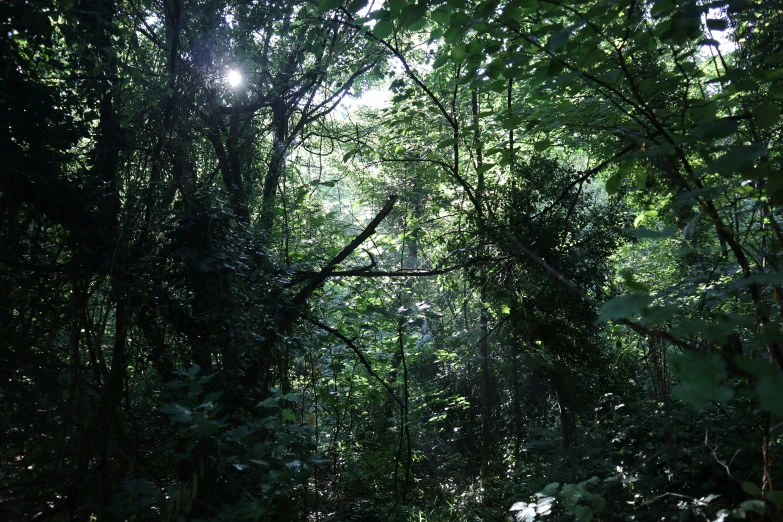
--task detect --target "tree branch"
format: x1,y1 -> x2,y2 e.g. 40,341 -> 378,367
293,195 -> 398,306
305,316 -> 404,408
532,144 -> 636,221
297,266 -> 463,279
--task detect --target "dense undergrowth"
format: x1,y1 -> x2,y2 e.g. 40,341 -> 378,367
2,0 -> 783,520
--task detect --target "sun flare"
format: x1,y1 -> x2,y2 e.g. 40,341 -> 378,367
226,69 -> 242,88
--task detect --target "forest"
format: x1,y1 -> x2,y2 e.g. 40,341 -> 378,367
2,0 -> 783,520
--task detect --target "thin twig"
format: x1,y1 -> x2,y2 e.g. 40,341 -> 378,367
304,317 -> 404,409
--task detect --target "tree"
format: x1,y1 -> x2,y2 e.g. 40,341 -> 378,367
3,0 -> 783,520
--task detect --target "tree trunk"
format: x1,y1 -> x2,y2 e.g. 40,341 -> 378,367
260,99 -> 291,234
510,336 -> 524,460
472,90 -> 492,480
479,296 -> 491,479
550,370 -> 575,449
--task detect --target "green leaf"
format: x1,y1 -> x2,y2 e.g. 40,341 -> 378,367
534,139 -> 551,152
430,6 -> 452,24
387,0 -> 406,13
651,0 -> 674,17
204,391 -> 223,402
690,101 -> 717,123
488,79 -> 508,93
373,20 -> 394,39
401,3 -> 427,28
619,268 -> 650,293
598,293 -> 653,322
549,29 -> 571,51
432,53 -> 449,69
707,144 -> 767,175
546,59 -> 566,77
739,500 -> 766,514
634,167 -> 647,189
605,173 -> 622,195
672,351 -> 734,408
444,22 -> 467,43
764,52 -> 783,64
732,272 -> 783,288
742,482 -> 762,496
573,505 -> 593,522
753,102 -> 781,129
368,8 -> 390,19
451,43 -> 466,62
633,226 -> 677,239
281,408 -> 297,422
633,213 -> 646,228
673,187 -> 726,208
458,72 -> 484,89
768,491 -> 783,506
408,17 -> 427,31
343,149 -> 359,162
437,137 -> 456,148
757,372 -> 783,416
502,115 -> 523,129
319,0 -> 344,11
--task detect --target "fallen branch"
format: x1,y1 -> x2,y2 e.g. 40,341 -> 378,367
293,195 -> 398,306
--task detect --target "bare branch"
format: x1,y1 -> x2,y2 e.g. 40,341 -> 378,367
293,195 -> 398,306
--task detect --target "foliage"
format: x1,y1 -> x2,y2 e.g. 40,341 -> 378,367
2,0 -> 783,520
